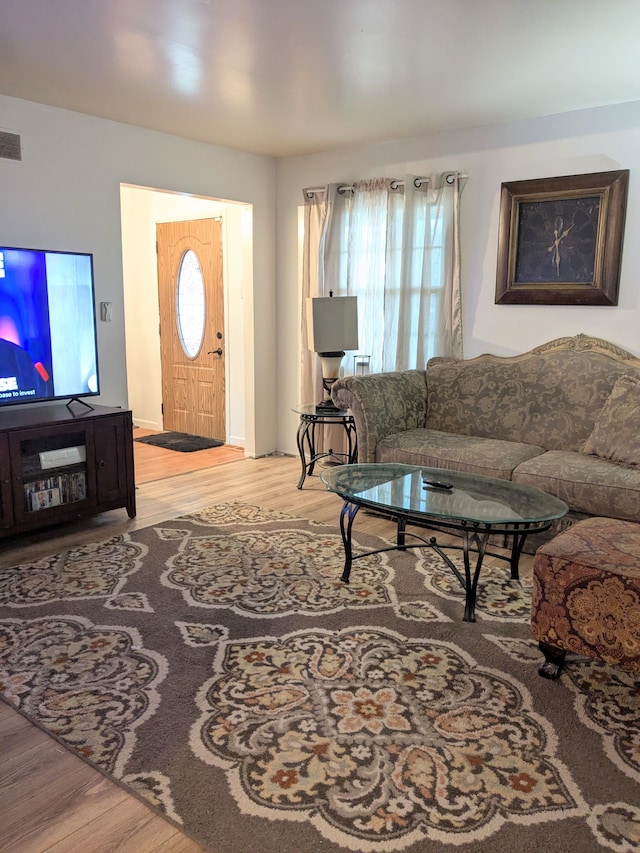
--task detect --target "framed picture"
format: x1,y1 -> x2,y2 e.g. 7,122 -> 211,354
495,170 -> 629,305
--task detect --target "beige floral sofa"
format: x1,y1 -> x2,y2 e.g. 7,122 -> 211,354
331,334 -> 640,550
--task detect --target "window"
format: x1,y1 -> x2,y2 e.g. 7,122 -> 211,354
176,249 -> 205,358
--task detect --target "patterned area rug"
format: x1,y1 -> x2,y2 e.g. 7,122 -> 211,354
1,502 -> 639,852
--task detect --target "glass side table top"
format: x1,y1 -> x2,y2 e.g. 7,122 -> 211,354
293,404 -> 352,419
321,463 -> 568,526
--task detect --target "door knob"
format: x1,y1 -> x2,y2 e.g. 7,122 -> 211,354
208,348 -> 223,356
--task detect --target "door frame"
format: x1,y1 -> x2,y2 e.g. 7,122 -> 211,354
120,185 -> 250,452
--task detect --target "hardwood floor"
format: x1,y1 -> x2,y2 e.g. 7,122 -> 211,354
0,446 -> 531,852
132,428 -> 245,486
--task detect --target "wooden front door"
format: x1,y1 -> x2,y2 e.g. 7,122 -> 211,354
157,218 -> 225,441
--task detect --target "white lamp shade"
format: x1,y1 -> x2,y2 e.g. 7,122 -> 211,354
307,295 -> 358,352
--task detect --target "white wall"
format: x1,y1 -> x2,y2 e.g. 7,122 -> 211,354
120,188 -> 249,449
3,95 -> 639,461
0,95 -> 276,457
276,101 -> 640,455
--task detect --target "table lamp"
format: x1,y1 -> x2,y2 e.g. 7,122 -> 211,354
307,291 -> 358,411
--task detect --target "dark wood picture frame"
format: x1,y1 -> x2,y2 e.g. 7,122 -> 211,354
495,170 -> 629,305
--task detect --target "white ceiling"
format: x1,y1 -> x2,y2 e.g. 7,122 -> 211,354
2,0 -> 640,158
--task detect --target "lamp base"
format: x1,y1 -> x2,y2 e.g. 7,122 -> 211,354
317,350 -> 344,413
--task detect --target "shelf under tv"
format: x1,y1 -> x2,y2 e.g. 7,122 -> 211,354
0,404 -> 136,538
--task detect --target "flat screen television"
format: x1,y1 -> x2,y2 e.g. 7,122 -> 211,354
0,245 -> 100,409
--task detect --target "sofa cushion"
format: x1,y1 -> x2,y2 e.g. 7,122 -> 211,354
581,375 -> 640,469
513,449 -> 640,521
375,428 -> 545,480
426,340 -> 640,452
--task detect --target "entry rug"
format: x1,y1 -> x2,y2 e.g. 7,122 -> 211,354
0,502 -> 639,852
134,430 -> 224,451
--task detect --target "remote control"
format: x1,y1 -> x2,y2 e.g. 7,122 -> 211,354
422,479 -> 453,490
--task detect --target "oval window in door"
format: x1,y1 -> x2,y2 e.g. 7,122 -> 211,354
176,249 -> 205,358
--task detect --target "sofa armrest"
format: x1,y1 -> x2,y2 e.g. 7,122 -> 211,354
331,370 -> 428,462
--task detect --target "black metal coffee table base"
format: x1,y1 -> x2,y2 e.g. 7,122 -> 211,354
337,501 -> 551,622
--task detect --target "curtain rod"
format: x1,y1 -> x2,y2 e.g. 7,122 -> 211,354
304,172 -> 468,199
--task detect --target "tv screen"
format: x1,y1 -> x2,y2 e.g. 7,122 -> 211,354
0,246 -> 100,408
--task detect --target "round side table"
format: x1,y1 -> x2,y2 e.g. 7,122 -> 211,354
293,404 -> 357,489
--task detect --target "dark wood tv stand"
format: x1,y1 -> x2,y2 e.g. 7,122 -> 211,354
0,403 -> 136,539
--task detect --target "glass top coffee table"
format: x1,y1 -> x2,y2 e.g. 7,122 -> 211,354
321,463 -> 568,622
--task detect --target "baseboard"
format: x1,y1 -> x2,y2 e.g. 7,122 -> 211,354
132,418 -> 162,431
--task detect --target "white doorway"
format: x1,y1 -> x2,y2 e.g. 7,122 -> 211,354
119,185 -> 252,452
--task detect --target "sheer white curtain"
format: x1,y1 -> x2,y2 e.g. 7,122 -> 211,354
301,171 -> 465,400
300,188 -> 328,406
394,174 -> 465,368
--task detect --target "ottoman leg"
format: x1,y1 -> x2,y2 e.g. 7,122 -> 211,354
538,641 -> 566,680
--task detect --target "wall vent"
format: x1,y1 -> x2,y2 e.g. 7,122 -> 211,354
0,131 -> 22,161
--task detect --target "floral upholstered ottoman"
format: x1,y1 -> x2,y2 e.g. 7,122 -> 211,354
531,516 -> 640,679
